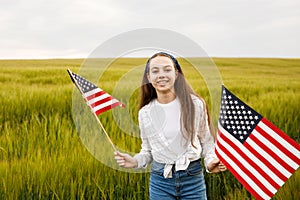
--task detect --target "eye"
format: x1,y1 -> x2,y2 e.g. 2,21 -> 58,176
151,70 -> 159,74
164,68 -> 172,72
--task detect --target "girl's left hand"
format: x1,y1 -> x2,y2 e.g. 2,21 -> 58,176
207,158 -> 227,173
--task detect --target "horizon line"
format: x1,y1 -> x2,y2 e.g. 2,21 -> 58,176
0,56 -> 300,60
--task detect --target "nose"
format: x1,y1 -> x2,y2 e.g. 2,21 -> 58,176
157,71 -> 166,78
158,73 -> 165,79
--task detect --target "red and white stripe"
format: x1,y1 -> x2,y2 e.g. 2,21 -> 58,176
216,118 -> 300,200
84,87 -> 125,116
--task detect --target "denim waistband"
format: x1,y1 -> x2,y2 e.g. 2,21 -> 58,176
152,158 -> 202,171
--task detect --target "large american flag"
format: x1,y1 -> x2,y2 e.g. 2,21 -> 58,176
215,86 -> 300,200
67,69 -> 125,115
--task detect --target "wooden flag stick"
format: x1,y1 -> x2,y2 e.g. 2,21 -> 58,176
67,69 -> 117,152
91,111 -> 117,152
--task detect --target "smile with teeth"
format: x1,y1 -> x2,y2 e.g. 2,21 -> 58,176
156,80 -> 169,84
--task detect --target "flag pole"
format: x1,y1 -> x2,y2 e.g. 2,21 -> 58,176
67,69 -> 117,152
90,110 -> 117,152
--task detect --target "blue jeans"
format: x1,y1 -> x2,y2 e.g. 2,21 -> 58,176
150,159 -> 207,200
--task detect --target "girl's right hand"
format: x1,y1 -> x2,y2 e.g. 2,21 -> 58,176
114,151 -> 138,168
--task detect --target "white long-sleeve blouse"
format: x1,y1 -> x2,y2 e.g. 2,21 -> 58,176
134,95 -> 216,178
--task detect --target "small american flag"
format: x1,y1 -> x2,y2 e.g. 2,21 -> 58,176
67,69 -> 125,115
215,85 -> 300,200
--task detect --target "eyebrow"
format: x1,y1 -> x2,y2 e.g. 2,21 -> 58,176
150,65 -> 173,69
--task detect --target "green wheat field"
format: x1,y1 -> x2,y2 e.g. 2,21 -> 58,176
0,58 -> 299,199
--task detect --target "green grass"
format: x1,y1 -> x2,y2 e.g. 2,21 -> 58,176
0,58 -> 299,199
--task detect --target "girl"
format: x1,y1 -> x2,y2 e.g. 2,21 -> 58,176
115,52 -> 226,199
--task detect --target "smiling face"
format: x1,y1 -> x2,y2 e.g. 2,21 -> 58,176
147,56 -> 178,94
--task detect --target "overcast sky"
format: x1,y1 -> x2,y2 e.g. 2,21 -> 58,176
1,0 -> 299,59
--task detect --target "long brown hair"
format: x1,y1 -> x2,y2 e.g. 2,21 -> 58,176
139,52 -> 214,145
